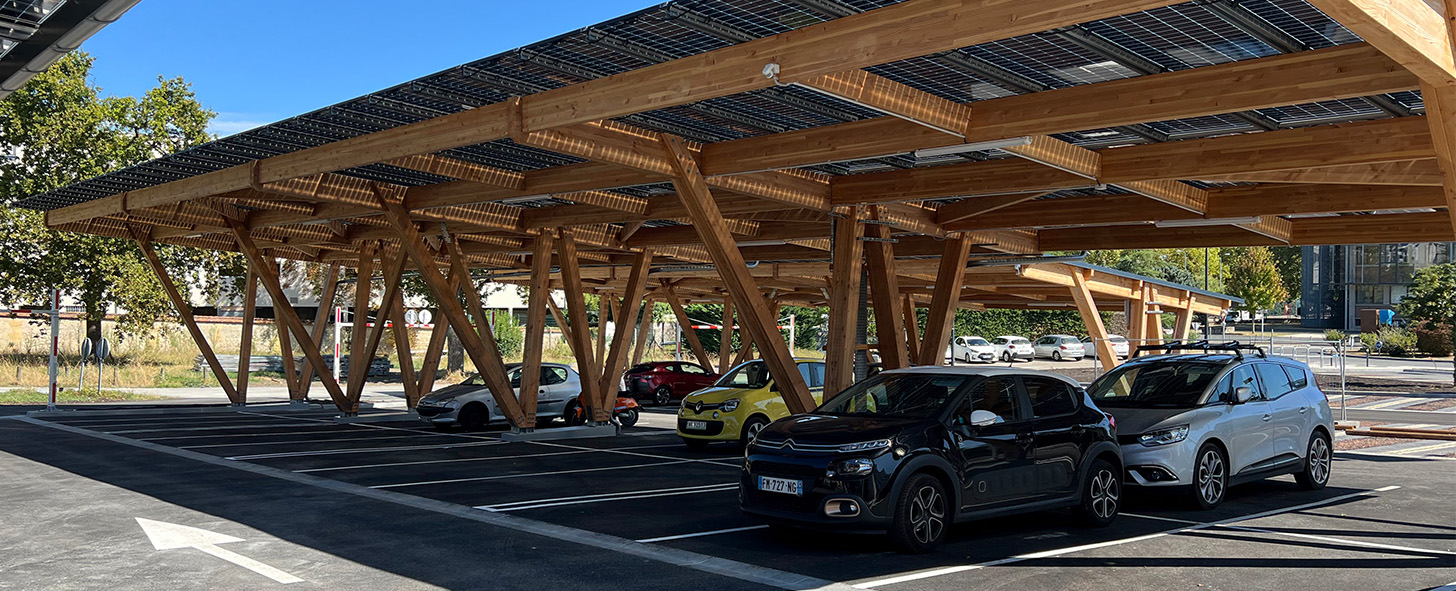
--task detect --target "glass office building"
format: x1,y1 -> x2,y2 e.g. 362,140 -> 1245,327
1301,243 -> 1454,330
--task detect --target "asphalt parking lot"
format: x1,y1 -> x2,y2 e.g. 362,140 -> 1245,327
2,407 -> 1453,591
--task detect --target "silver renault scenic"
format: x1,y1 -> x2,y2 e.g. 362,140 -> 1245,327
1086,343 -> 1334,509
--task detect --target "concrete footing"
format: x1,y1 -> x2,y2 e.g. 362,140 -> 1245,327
500,423 -> 620,441
334,411 -> 420,424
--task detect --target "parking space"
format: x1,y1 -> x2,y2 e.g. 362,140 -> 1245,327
17,409 -> 1456,591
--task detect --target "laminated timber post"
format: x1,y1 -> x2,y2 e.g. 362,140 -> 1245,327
296,263 -> 342,400
902,294 -> 921,363
445,237 -> 520,414
236,269 -> 258,403
520,232 -> 555,425
1070,269 -> 1120,370
718,295 -> 735,376
865,208 -> 910,370
546,297 -> 579,361
558,229 -> 605,422
663,284 -> 714,373
1172,294 -> 1197,343
596,293 -> 617,375
1145,286 -> 1164,346
343,242 -> 379,410
660,133 -> 815,415
376,189 -> 528,429
129,227 -> 241,404
217,219 -> 350,411
826,209 -> 865,394
1128,283 -> 1150,352
415,265 -> 461,397
349,249 -> 408,409
917,234 -> 973,367
631,296 -> 653,366
388,287 -> 420,408
599,249 -> 654,409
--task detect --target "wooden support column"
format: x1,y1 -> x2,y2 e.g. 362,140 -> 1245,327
349,250 -> 408,408
1422,81 -> 1456,234
1173,294 -> 1196,343
416,265 -> 461,397
376,191 -> 527,428
1071,269 -> 1120,370
903,294 -> 921,363
917,234 -> 973,367
599,249 -> 655,407
1128,283 -> 1149,352
217,220 -> 349,410
344,243 -> 379,408
826,211 -> 865,394
546,297 -> 579,360
631,297 -> 653,366
718,295 -> 735,375
664,285 -> 714,373
558,230 -> 604,421
131,229 -> 241,404
595,293 -> 615,375
236,269 -> 258,403
864,213 -> 909,370
1146,286 -> 1163,346
277,317 -> 298,396
388,286 -> 420,407
297,263 -> 341,400
661,134 -> 814,414
520,233 -> 555,425
445,240 -> 512,394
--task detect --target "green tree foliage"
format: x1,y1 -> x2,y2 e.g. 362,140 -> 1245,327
1269,246 -> 1302,302
0,52 -> 236,336
489,310 -> 524,357
1084,249 -> 1226,292
1223,247 -> 1288,311
1397,263 -> 1455,384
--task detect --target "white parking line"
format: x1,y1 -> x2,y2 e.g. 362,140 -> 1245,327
478,483 -> 738,512
139,428 -> 372,441
224,440 -> 503,460
295,449 -> 596,472
179,433 -> 454,449
1391,441 -> 1456,455
370,459 -> 694,489
109,423 -> 337,434
1123,510 -> 1456,557
636,525 -> 770,544
852,486 -> 1401,589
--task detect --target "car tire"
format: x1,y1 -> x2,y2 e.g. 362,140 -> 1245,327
653,386 -> 673,406
1001,352 -> 1012,362
617,408 -> 639,428
889,473 -> 950,553
457,403 -> 488,431
1073,458 -> 1120,527
1053,351 -> 1063,361
1294,432 -> 1332,490
682,437 -> 709,450
1191,443 -> 1228,510
963,354 -> 973,364
740,415 -> 770,448
562,401 -> 583,426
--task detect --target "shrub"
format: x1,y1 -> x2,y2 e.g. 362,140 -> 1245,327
1414,324 -> 1454,357
490,311 -> 524,358
1360,326 -> 1417,356
1322,329 -> 1345,343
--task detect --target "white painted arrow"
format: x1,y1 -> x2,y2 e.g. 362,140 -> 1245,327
136,518 -> 302,584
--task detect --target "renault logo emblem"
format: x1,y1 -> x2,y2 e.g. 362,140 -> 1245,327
693,401 -> 703,413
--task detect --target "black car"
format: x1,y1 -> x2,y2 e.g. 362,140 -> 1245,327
741,367 -> 1122,552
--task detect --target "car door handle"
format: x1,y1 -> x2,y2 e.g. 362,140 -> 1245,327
1262,414 -> 1272,422
1298,407 -> 1307,414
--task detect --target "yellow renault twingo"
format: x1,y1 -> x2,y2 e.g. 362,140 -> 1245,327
677,358 -> 826,449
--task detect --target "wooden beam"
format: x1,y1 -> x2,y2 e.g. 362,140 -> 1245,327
1199,160 -> 1442,186
1070,269 -> 1120,371
1423,80 -> 1456,233
296,263 -> 341,400
935,193 -> 1046,225
917,234 -> 972,366
595,293 -> 615,376
558,230 -> 604,421
826,212 -> 865,394
520,233 -> 554,425
344,242 -> 378,409
1173,295 -> 1196,344
416,266 -> 460,397
388,285 -> 420,408
632,297 -> 653,366
1129,284 -> 1149,350
132,230 -> 241,404
1305,0 -> 1454,87
598,249 -> 654,408
546,297 -> 578,361
902,294 -> 921,363
718,295 -> 735,376
797,69 -> 972,136
663,285 -> 715,373
865,213 -> 909,370
1145,287 -> 1163,346
661,133 -> 816,414
237,269 -> 257,403
351,249 -> 408,408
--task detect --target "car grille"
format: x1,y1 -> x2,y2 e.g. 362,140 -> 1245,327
750,458 -> 827,479
416,405 -> 452,417
1117,434 -> 1143,446
743,487 -> 819,513
683,402 -> 723,414
678,418 -> 725,436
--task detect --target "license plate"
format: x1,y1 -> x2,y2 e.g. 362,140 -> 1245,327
684,420 -> 708,431
758,476 -> 803,496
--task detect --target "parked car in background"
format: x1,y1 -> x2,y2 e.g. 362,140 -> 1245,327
741,367 -> 1122,553
677,359 -> 826,448
1081,335 -> 1131,360
1032,335 -> 1086,361
991,336 -> 1034,362
624,361 -> 720,406
417,363 -> 579,430
1086,344 -> 1333,509
946,336 -> 996,364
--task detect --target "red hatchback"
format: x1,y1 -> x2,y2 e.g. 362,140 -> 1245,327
624,361 -> 720,406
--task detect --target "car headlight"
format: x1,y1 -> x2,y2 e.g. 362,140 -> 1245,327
720,398 -> 740,412
1138,424 -> 1190,447
836,439 -> 892,453
830,458 -> 875,477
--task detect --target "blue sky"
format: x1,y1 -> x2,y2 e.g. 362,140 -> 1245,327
80,0 -> 660,136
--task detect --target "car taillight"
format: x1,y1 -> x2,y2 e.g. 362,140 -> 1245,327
1059,345 -> 1067,350
1104,412 -> 1116,431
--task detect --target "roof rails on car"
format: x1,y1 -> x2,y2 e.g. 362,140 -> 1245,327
1131,340 -> 1266,359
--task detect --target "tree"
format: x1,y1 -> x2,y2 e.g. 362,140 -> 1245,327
0,52 -> 235,338
1224,247 -> 1288,312
1398,263 -> 1455,385
1269,246 -> 1302,303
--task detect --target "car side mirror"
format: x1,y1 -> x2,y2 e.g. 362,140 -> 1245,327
1235,386 -> 1254,404
969,409 -> 1000,427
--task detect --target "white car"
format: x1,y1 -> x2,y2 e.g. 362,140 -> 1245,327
946,335 -> 997,364
1082,335 -> 1131,360
416,363 -> 580,430
1033,335 -> 1086,361
991,336 -> 1034,362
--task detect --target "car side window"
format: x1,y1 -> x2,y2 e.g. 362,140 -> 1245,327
1022,377 -> 1078,417
797,362 -> 825,389
681,364 -> 706,375
506,368 -> 523,388
958,377 -> 1022,424
1255,363 -> 1294,400
1282,365 -> 1309,390
542,367 -> 568,385
1225,365 -> 1264,401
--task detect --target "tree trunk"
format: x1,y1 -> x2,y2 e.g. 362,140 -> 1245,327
446,326 -> 465,373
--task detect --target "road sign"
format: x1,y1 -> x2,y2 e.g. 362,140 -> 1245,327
95,338 -> 110,362
136,518 -> 302,584
404,309 -> 418,325
417,309 -> 433,325
81,338 -> 93,360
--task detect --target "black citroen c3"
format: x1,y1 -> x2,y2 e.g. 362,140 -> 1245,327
740,366 -> 1122,552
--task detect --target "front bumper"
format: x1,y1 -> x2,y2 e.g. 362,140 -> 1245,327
739,454 -> 892,532
416,404 -> 459,423
677,409 -> 745,441
1119,440 -> 1197,487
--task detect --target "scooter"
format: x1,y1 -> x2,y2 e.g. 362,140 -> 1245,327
566,395 -> 640,427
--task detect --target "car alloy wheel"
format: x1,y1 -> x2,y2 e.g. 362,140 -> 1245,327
653,386 -> 673,406
1196,446 -> 1226,508
1001,352 -> 1011,362
1089,468 -> 1119,520
909,484 -> 947,546
1053,351 -> 1063,361
1297,434 -> 1331,490
741,416 -> 769,446
964,354 -> 972,364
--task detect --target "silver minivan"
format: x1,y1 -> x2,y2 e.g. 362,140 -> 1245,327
1086,349 -> 1333,509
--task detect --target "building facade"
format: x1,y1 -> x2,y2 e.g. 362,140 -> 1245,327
1301,242 -> 1454,331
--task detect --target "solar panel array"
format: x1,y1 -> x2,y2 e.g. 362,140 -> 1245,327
14,0 -> 1421,214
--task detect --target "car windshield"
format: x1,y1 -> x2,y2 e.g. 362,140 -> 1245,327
1087,361 -> 1226,407
716,361 -> 771,389
966,338 -> 989,346
817,373 -> 969,419
462,373 -> 485,386
1010,338 -> 1030,345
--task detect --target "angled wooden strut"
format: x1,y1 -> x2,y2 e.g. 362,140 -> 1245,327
599,249 -> 654,409
865,212 -> 909,370
130,227 -> 241,404
237,268 -> 258,402
557,229 -> 604,421
918,234 -> 972,366
631,296 -> 654,366
388,285 -> 420,407
343,242 -> 378,410
348,248 -> 408,409
902,294 -> 921,363
1070,269 -> 1120,370
826,211 -> 865,394
663,283 -> 713,373
416,264 -> 461,397
297,262 -> 342,400
718,294 -> 735,377
520,232 -> 555,425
